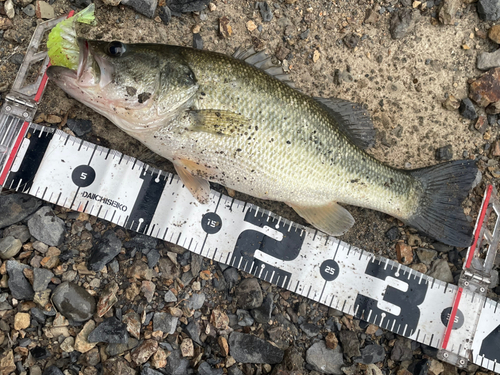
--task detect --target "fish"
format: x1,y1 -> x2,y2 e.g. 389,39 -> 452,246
46,38 -> 480,247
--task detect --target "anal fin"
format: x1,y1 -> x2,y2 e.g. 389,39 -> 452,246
174,160 -> 211,204
289,201 -> 355,236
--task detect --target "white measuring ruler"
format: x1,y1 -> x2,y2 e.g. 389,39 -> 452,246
1,16 -> 500,372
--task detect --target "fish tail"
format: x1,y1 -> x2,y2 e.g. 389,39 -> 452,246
406,160 -> 480,247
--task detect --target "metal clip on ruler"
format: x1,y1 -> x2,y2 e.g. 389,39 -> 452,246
0,13 -> 71,194
1,16 -> 500,374
438,185 -> 500,368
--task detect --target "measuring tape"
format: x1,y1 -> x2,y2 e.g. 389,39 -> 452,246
1,16 -> 500,372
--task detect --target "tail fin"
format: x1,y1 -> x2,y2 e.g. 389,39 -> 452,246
407,160 -> 480,248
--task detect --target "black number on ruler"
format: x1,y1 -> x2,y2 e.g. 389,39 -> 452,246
126,168 -> 166,232
354,261 -> 428,336
202,212 -> 222,234
479,324 -> 500,362
5,127 -> 53,192
230,207 -> 305,288
72,165 -> 96,187
440,307 -> 464,330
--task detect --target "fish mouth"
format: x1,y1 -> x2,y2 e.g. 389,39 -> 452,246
47,38 -> 112,89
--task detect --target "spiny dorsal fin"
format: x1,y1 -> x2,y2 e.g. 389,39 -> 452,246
288,201 -> 355,236
233,46 -> 295,88
315,97 -> 376,149
189,109 -> 250,136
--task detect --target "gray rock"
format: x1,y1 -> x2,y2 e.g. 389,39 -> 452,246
477,49 -> 500,70
142,368 -> 164,375
186,293 -> 205,310
438,0 -> 461,24
391,338 -> 413,361
0,193 -> 41,229
385,226 -> 400,241
158,257 -> 180,280
181,270 -> 194,285
236,309 -> 254,327
31,307 -> 46,323
185,318 -> 202,345
416,248 -> 437,266
459,98 -> 478,120
42,366 -> 64,375
167,0 -> 210,15
478,0 -> 500,21
158,6 -> 172,24
22,4 -> 35,17
146,248 -> 160,268
235,278 -> 263,309
251,293 -> 273,324
306,341 -> 344,374
198,362 -> 224,375
164,290 -> 177,303
193,33 -> 203,50
428,259 -> 453,283
0,236 -> 22,259
191,253 -> 203,276
354,344 -> 386,364
106,338 -> 139,356
257,2 -> 273,22
300,322 -> 321,337
163,349 -> 189,375
224,267 -> 239,287
27,206 -> 66,246
389,9 -> 414,39
6,260 -> 34,300
88,317 -> 129,344
339,330 -> 361,359
33,268 -> 54,292
66,118 -> 92,137
52,281 -> 96,322
87,230 -> 122,271
3,224 -> 30,243
121,0 -> 158,18
436,145 -> 453,161
0,301 -> 12,310
229,331 -> 284,364
153,312 -> 178,334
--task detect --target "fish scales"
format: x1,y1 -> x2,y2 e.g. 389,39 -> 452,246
47,39 -> 479,246
156,48 -> 420,216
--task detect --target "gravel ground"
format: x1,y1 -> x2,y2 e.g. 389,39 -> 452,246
1,0 -> 500,374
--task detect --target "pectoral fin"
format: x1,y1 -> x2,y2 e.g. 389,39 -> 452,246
190,109 -> 250,136
289,202 -> 355,236
174,161 -> 211,204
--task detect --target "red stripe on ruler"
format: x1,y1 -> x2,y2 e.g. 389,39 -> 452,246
441,184 -> 493,350
0,120 -> 30,186
34,9 -> 76,103
442,287 -> 464,350
466,184 -> 493,269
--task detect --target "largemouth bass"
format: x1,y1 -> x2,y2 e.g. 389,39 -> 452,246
47,39 -> 479,247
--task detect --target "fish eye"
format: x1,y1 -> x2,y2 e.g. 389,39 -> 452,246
106,41 -> 125,57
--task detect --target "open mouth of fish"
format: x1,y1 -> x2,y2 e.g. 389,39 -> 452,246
48,38 -> 112,90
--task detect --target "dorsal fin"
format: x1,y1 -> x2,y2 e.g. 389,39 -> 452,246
233,46 -> 295,88
315,97 -> 376,149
